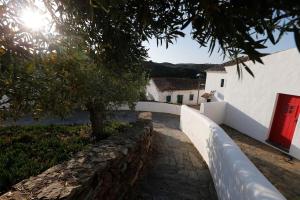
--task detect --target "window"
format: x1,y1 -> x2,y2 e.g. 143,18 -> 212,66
220,79 -> 225,87
189,94 -> 194,101
166,95 -> 171,103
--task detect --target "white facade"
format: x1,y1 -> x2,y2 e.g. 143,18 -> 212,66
203,48 -> 300,159
205,72 -> 227,101
146,79 -> 205,105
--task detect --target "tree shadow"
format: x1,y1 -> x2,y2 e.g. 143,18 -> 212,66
131,122 -> 218,200
151,112 -> 181,129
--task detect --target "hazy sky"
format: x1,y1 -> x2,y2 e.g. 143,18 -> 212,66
143,27 -> 296,64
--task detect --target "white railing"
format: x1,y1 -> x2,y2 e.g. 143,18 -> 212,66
180,105 -> 286,200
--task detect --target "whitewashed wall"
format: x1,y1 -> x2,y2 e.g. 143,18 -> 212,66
223,48 -> 300,159
200,101 -> 227,124
118,101 -> 181,115
180,106 -> 286,200
159,89 -> 205,105
205,72 -> 227,101
145,79 -> 160,101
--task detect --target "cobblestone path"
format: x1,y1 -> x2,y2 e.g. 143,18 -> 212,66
132,113 -> 218,200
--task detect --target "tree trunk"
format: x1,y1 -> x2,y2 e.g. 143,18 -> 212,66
88,106 -> 105,140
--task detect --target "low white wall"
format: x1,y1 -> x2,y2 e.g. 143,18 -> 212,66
180,105 -> 286,200
200,101 -> 227,124
118,101 -> 181,115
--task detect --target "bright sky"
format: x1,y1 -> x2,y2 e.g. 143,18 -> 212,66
144,27 -> 296,64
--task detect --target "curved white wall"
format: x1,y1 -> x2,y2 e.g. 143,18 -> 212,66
118,101 -> 181,115
119,102 -> 285,199
180,105 -> 286,200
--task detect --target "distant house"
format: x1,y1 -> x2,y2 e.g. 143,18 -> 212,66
146,77 -> 205,105
202,48 -> 300,159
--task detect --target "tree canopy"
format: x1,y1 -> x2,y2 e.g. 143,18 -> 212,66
1,0 -> 300,138
45,0 -> 300,62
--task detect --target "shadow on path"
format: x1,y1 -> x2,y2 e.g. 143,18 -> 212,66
131,113 -> 218,200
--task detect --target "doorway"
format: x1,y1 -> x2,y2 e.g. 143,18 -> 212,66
269,94 -> 300,150
177,95 -> 183,104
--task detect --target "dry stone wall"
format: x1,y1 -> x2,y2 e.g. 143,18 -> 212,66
1,113 -> 153,200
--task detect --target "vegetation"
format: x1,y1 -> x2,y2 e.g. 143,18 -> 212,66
0,0 -> 148,139
1,0 -> 300,138
144,61 -> 216,81
0,121 -> 130,193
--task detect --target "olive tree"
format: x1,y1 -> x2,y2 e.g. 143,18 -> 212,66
0,0 -> 148,139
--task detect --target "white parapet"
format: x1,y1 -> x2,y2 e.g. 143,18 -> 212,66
118,101 -> 181,115
200,101 -> 227,124
180,105 -> 286,200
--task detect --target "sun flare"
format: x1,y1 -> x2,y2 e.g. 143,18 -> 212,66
21,8 -> 47,31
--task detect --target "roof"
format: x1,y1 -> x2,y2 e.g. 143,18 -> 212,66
152,77 -> 203,91
205,56 -> 250,73
201,92 -> 213,99
222,56 -> 249,67
205,65 -> 226,72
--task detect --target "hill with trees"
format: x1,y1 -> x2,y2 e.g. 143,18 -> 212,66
144,61 -> 218,82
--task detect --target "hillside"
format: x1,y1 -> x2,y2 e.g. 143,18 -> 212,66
144,61 -> 218,82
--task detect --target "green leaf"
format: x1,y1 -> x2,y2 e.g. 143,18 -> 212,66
171,31 -> 185,37
181,18 -> 192,30
242,62 -> 255,78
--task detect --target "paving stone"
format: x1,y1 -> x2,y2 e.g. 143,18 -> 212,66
131,113 -> 218,200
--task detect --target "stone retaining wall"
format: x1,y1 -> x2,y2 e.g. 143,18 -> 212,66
1,113 -> 153,200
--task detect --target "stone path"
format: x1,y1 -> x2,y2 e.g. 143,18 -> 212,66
222,125 -> 300,200
132,113 -> 217,200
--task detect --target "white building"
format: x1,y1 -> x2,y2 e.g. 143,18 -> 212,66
203,65 -> 227,101
146,77 -> 205,105
202,48 -> 300,159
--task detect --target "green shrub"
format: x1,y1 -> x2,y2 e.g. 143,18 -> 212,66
103,120 -> 132,136
0,124 -> 91,193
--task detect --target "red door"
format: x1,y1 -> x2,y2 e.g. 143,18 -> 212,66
269,94 -> 300,150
